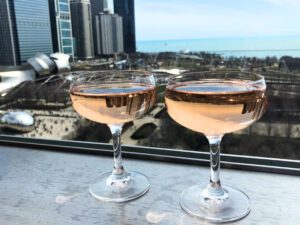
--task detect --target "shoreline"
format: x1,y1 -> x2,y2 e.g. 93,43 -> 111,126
136,36 -> 300,57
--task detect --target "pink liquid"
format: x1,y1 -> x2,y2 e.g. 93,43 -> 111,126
70,83 -> 156,125
165,80 -> 267,136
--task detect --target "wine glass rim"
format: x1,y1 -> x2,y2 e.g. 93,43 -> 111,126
71,69 -> 153,77
69,70 -> 155,86
168,70 -> 265,86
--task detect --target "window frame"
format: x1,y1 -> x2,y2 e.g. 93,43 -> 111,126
0,135 -> 299,176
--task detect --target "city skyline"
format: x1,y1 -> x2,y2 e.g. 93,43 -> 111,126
0,0 -> 134,65
2,0 -> 300,64
135,0 -> 300,41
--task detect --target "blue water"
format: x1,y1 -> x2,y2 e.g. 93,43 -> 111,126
137,36 -> 300,58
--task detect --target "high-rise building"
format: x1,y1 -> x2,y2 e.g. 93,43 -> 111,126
0,0 -> 53,66
70,0 -> 94,59
90,0 -> 108,55
112,14 -> 124,53
49,0 -> 74,57
94,11 -> 123,55
90,0 -> 108,17
113,0 -> 136,53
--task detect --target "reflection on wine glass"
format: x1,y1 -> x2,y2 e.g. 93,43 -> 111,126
165,71 -> 267,222
70,70 -> 156,202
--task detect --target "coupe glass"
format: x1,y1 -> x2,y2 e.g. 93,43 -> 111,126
70,70 -> 156,202
165,71 -> 267,222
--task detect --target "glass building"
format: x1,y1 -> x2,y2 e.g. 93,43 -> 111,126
70,0 -> 94,59
49,0 -> 74,57
113,0 -> 136,53
0,0 -> 53,66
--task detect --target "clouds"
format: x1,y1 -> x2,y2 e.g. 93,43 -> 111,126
135,0 -> 300,41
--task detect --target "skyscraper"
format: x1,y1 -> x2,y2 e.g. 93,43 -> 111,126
90,0 -> 108,18
49,0 -> 74,57
70,0 -> 94,59
0,0 -> 53,66
113,0 -> 136,53
94,11 -> 123,55
90,0 -> 108,55
112,14 -> 124,53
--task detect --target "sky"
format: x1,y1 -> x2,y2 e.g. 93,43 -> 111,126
135,0 -> 300,41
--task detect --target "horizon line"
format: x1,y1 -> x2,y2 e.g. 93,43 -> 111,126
136,35 -> 300,43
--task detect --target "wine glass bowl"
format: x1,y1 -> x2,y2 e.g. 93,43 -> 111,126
70,70 -> 156,202
165,71 -> 267,136
165,70 -> 267,222
70,71 -> 156,125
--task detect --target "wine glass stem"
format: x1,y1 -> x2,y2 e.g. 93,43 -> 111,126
207,135 -> 223,190
109,124 -> 125,176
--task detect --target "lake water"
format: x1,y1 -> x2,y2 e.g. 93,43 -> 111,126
137,36 -> 300,58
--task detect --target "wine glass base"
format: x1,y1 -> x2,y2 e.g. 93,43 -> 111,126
89,171 -> 150,202
180,185 -> 251,223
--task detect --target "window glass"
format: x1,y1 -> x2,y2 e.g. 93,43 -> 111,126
61,30 -> 71,38
63,46 -> 73,54
59,4 -> 69,12
60,21 -> 70,29
0,1 -> 299,162
62,38 -> 72,46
